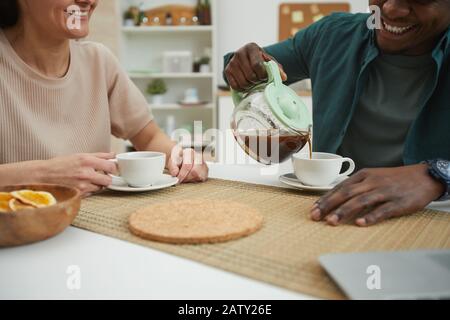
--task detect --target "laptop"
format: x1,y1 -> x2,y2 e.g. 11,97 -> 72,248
319,249 -> 450,300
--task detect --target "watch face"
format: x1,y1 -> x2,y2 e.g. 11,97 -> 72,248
437,160 -> 450,176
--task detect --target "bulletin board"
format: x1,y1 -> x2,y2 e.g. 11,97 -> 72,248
279,3 -> 350,41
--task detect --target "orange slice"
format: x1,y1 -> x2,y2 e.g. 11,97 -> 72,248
11,190 -> 57,208
9,198 -> 35,212
0,192 -> 12,201
0,192 -> 13,213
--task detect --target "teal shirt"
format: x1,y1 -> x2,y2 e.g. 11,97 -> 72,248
338,53 -> 435,170
224,13 -> 450,165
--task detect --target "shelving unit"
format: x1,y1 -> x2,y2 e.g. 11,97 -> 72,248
150,103 -> 214,110
122,25 -> 214,33
128,72 -> 214,79
118,0 -> 218,151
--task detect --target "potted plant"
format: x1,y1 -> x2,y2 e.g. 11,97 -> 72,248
123,6 -> 140,26
198,56 -> 210,73
146,79 -> 167,105
123,10 -> 135,27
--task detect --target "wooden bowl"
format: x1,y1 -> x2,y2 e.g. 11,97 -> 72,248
0,184 -> 81,247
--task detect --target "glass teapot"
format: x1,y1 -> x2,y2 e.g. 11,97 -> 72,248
231,61 -> 312,165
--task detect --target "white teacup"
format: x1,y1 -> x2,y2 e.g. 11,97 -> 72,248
112,152 -> 166,188
292,152 -> 355,187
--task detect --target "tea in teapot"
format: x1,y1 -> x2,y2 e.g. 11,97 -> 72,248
234,129 -> 311,164
231,61 -> 312,165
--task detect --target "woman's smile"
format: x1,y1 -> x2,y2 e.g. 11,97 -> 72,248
64,5 -> 93,24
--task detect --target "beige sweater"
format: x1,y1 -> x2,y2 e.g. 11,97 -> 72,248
0,29 -> 153,164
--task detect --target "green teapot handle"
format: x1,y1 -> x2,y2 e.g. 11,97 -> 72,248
265,60 -> 283,87
231,60 -> 283,106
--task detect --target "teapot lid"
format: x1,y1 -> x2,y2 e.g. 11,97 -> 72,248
264,61 -> 311,132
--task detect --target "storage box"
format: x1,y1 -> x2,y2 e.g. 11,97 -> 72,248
163,51 -> 193,73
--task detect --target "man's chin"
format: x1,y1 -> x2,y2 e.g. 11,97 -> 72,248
376,32 -> 414,55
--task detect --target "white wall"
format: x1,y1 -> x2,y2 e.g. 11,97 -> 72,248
88,0 -> 120,55
216,0 -> 370,84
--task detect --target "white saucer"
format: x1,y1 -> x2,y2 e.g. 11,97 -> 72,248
107,174 -> 178,192
279,173 -> 348,192
429,199 -> 450,207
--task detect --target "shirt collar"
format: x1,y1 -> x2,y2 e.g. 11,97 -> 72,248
430,27 -> 449,69
432,26 -> 450,59
365,29 -> 380,65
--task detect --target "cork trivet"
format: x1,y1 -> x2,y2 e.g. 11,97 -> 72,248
129,199 -> 263,244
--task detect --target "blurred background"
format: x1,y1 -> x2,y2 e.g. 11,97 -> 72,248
88,0 -> 368,156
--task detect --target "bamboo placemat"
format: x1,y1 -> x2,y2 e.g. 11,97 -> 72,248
72,179 -> 450,299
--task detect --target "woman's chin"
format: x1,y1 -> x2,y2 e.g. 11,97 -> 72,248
66,28 -> 90,39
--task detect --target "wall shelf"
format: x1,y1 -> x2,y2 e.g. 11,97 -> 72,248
129,72 -> 214,79
122,26 -> 213,33
149,103 -> 214,110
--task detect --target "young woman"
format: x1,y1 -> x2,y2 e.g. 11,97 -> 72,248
0,0 -> 209,196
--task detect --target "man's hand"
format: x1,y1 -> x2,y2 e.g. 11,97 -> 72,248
310,164 -> 445,227
167,146 -> 208,184
224,43 -> 287,91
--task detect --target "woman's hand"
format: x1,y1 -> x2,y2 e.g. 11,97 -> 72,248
224,42 -> 287,91
167,147 -> 208,184
39,153 -> 118,197
310,164 -> 445,227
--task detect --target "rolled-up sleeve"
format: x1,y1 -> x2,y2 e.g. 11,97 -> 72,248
223,16 -> 330,86
103,46 -> 153,140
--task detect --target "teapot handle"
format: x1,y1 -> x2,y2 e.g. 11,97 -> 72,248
231,60 -> 282,106
265,60 -> 283,87
231,89 -> 244,107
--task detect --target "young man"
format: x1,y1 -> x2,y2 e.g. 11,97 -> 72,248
224,0 -> 450,227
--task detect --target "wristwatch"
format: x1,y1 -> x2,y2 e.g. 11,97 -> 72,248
424,159 -> 450,201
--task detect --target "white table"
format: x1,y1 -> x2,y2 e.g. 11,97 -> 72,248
0,161 -> 448,300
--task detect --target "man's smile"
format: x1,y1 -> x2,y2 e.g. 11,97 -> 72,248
383,20 -> 417,35
375,17 -> 426,53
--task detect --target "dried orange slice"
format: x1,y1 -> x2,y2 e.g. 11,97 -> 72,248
11,190 -> 57,208
0,192 -> 12,201
0,192 -> 14,201
0,202 -> 11,213
9,198 -> 35,212
0,192 -> 13,213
